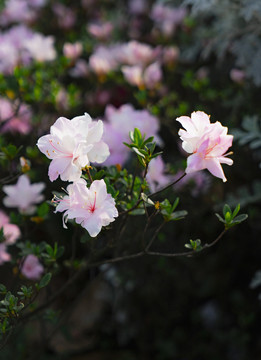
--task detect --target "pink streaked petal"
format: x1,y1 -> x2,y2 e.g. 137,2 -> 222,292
186,153 -> 205,173
218,156 -> 233,165
90,179 -> 107,204
48,158 -> 71,182
205,158 -> 227,182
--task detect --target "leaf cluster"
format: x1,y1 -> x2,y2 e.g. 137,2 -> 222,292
216,204 -> 248,230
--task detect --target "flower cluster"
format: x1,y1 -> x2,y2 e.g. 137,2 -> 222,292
177,111 -> 233,182
37,113 -> 118,237
37,113 -> 109,182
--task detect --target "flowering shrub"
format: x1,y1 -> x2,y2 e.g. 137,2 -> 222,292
0,0 -> 257,359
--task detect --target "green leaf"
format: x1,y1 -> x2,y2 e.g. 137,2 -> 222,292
168,210 -> 188,221
37,202 -> 49,217
232,214 -> 248,223
215,213 -> 225,223
129,209 -> 145,216
38,273 -> 52,289
232,203 -> 240,218
223,204 -> 231,218
132,147 -> 146,158
141,193 -> 154,206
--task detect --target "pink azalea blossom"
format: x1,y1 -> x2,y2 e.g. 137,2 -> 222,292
146,156 -> 174,193
163,46 -> 180,65
55,179 -> 118,237
89,46 -> 118,75
52,3 -> 76,29
69,59 -> 89,78
21,254 -> 44,280
63,42 -> 83,61
37,113 -> 109,182
143,61 -> 162,89
87,22 -> 114,41
117,41 -> 159,67
23,33 -> 56,62
128,0 -> 148,14
0,210 -> 21,244
122,65 -> 144,88
151,4 -> 186,36
102,104 -> 162,166
176,111 -> 233,182
122,62 -> 162,89
3,175 -> 45,214
0,97 -> 32,135
230,69 -> 245,84
0,244 -> 11,265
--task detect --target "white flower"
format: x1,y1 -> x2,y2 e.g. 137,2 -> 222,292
55,179 -> 118,237
3,175 -> 45,214
37,113 -> 109,182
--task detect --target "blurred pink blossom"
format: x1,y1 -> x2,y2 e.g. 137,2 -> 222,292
102,104 -> 162,166
230,69 -> 246,84
0,210 -> 21,244
0,244 -> 11,265
177,111 -> 233,182
69,59 -> 89,78
87,22 -> 113,41
151,4 -> 186,36
89,46 -> 118,75
146,156 -> 174,193
0,97 -> 32,135
122,65 -> 144,88
55,179 -> 118,237
173,170 -> 211,197
117,41 -> 160,67
37,113 -> 109,182
122,62 -> 162,89
128,0 -> 148,14
3,175 -> 45,214
52,3 -> 76,29
0,25 -> 34,74
23,33 -> 56,62
143,61 -> 162,89
63,42 -> 83,61
163,46 -> 180,65
55,89 -> 69,112
21,254 -> 44,280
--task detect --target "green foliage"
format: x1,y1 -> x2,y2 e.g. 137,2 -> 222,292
216,204 -> 248,230
159,198 -> 188,222
124,128 -> 162,167
185,238 -> 202,251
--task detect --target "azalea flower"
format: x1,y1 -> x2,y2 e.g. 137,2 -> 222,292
2,174 -> 45,214
55,179 -> 118,237
21,254 -> 44,280
37,113 -> 109,182
0,244 -> 11,265
23,33 -> 56,62
0,210 -> 21,244
176,111 -> 233,182
102,104 -> 162,166
146,156 -> 174,193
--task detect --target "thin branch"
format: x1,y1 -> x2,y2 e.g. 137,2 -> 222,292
150,172 -> 186,198
19,228 -> 227,324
